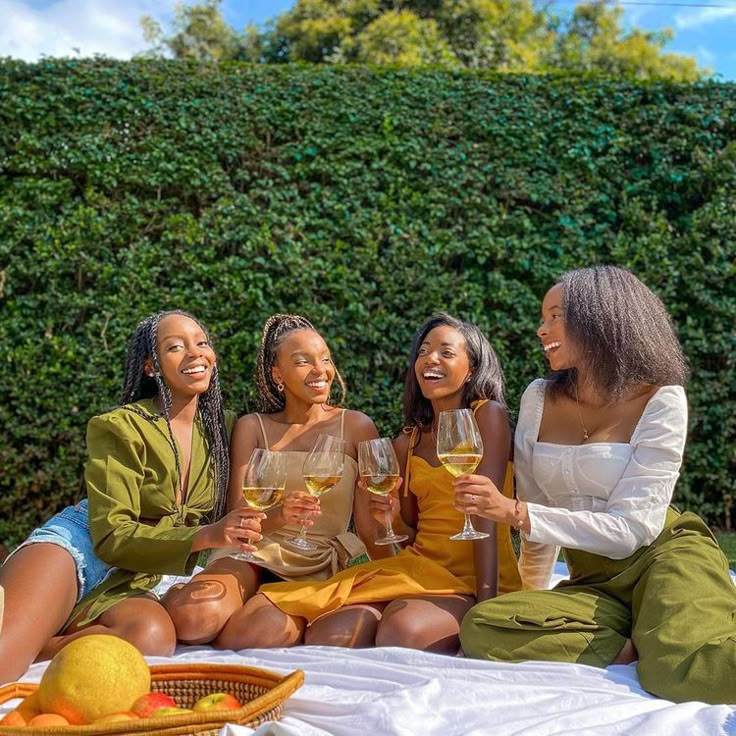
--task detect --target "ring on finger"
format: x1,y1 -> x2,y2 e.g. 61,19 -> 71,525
239,517 -> 244,529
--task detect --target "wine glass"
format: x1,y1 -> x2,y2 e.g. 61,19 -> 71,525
359,438 -> 408,546
436,408 -> 489,541
289,434 -> 345,551
231,448 -> 286,561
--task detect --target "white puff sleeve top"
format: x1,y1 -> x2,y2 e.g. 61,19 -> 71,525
515,379 -> 688,590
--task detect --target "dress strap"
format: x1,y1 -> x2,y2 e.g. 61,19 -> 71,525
471,398 -> 489,414
254,413 -> 270,448
339,408 -> 346,441
403,426 -> 420,496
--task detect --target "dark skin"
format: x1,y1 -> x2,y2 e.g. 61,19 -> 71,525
0,315 -> 262,684
164,328 -> 380,647
306,325 -> 512,653
454,284 -> 655,664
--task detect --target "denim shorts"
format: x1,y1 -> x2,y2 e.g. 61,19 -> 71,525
9,499 -> 112,602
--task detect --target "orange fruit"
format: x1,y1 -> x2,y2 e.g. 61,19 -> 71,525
0,710 -> 27,726
29,713 -> 71,726
17,692 -> 42,719
38,635 -> 151,725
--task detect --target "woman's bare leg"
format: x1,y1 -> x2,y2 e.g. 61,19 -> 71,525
163,557 -> 261,644
43,596 -> 177,660
214,593 -> 305,650
376,595 -> 475,654
305,603 -> 387,648
0,544 -> 78,683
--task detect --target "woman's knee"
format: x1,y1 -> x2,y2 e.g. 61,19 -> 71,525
165,585 -> 237,645
215,595 -> 303,650
105,601 -> 177,657
306,606 -> 382,648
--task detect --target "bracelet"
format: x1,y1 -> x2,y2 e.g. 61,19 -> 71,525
513,498 -> 525,529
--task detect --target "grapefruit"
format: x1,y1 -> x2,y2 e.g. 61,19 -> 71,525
38,635 -> 151,725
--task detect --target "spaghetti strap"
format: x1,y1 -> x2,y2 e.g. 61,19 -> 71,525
254,413 -> 269,448
403,427 -> 419,496
339,408 -> 346,440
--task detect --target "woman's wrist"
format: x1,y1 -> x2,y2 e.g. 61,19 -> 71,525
191,525 -> 212,552
508,498 -> 531,534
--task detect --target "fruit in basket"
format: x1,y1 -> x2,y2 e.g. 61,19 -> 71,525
0,691 -> 42,725
93,711 -> 141,723
131,691 -> 178,718
192,692 -> 242,712
38,634 -> 151,725
151,706 -> 194,717
29,713 -> 71,726
0,710 -> 28,727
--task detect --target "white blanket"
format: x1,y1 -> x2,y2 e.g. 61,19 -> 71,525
7,565 -> 736,735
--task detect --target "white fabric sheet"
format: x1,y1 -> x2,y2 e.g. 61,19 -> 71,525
6,565 -> 736,735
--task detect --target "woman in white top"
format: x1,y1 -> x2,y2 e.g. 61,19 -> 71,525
457,266 -> 736,704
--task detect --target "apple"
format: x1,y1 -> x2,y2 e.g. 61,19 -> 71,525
93,711 -> 140,723
131,692 -> 178,718
192,692 -> 242,712
151,706 -> 194,717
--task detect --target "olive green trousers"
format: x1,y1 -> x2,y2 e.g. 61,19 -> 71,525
460,510 -> 736,704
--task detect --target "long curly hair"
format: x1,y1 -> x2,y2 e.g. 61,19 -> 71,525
120,310 -> 230,521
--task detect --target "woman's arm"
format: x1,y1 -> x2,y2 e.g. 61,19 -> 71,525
87,414 -> 261,575
523,386 -> 688,558
471,400 -> 512,602
344,410 -> 388,560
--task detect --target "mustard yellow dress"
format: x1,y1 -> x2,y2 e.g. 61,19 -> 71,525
259,430 -> 522,624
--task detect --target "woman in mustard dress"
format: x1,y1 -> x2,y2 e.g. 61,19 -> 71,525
0,311 -> 262,684
226,314 -> 522,654
164,314 -> 382,646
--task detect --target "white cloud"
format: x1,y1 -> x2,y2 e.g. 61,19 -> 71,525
0,0 -> 176,60
674,4 -> 736,31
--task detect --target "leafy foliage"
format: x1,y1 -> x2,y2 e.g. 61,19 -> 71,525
0,59 -> 734,546
142,0 -> 704,81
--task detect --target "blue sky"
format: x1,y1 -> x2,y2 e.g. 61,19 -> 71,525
1,0 -> 734,80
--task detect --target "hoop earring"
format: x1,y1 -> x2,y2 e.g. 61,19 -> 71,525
276,382 -> 284,392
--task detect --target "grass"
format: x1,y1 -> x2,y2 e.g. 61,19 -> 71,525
717,532 -> 736,569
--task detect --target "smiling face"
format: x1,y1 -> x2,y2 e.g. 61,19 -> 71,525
537,283 -> 578,371
150,314 -> 216,400
271,329 -> 335,406
414,325 -> 472,403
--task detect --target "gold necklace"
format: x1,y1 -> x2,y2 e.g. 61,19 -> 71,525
574,383 -> 590,441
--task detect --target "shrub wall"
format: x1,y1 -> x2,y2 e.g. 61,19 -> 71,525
1,59 -> 734,545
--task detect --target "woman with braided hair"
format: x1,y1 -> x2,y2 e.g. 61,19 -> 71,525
0,311 -> 263,684
164,313 -> 382,646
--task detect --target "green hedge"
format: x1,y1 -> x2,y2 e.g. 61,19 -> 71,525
1,59 -> 734,546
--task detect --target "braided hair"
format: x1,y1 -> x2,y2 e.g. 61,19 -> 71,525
255,313 -> 347,413
120,310 -> 230,521
548,265 -> 689,402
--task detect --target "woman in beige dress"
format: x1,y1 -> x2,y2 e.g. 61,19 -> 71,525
165,314 -> 383,646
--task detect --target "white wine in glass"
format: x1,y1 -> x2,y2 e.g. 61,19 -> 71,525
289,434 -> 345,551
359,437 -> 408,546
232,448 -> 286,561
436,408 -> 489,541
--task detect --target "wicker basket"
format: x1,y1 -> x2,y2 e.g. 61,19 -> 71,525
0,663 -> 304,736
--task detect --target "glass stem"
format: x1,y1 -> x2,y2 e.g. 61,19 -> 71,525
462,513 -> 476,535
295,523 -> 309,543
384,511 -> 395,536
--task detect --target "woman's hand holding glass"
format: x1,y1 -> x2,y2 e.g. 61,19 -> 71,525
196,507 -> 265,554
359,438 -> 408,545
279,491 -> 321,528
437,408 -> 489,541
289,433 -> 345,551
232,449 -> 287,561
453,474 -> 513,524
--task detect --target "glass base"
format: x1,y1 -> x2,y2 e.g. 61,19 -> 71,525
375,532 -> 409,546
450,529 -> 489,541
288,536 -> 318,551
230,551 -> 255,561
